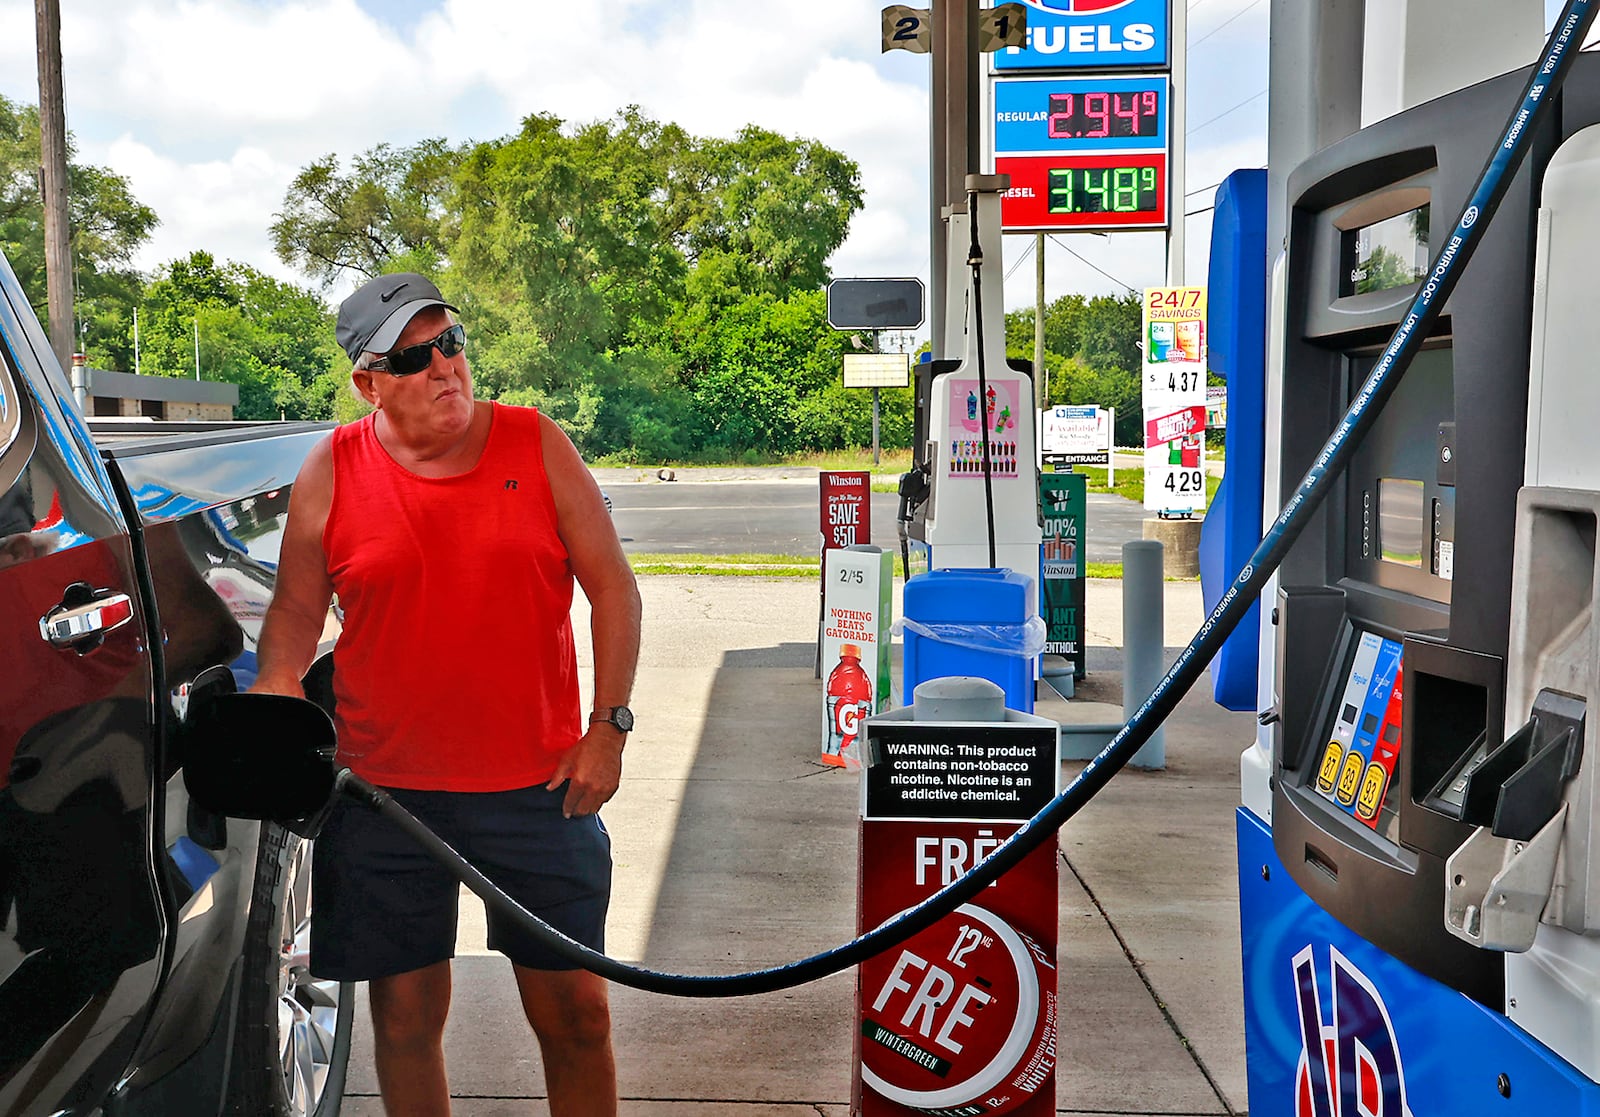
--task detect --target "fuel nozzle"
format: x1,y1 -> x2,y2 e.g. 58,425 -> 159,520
896,466 -> 931,530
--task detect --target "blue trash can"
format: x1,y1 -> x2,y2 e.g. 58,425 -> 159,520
902,568 -> 1041,714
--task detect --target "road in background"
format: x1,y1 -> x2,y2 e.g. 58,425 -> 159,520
605,479 -> 1149,564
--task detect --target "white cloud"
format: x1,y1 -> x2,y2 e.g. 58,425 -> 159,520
0,0 -> 1273,325
105,136 -> 302,279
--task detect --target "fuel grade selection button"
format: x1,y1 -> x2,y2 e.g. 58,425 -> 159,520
860,903 -> 1058,1116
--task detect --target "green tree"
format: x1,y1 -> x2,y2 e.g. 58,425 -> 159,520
272,107 -> 868,457
133,251 -> 343,421
662,124 -> 863,298
0,94 -> 158,369
1005,290 -> 1143,445
270,138 -> 460,284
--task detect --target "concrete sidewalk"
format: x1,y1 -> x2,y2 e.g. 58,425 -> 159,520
340,577 -> 1255,1116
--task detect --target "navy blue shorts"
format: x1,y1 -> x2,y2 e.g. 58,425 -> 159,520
309,783 -> 611,981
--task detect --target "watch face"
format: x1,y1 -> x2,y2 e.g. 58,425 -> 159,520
612,706 -> 634,733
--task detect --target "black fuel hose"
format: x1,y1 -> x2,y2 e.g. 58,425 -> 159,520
340,0 -> 1597,997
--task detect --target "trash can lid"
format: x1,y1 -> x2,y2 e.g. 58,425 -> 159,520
903,567 -> 1033,622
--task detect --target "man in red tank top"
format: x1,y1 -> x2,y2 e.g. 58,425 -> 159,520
254,273 -> 641,1117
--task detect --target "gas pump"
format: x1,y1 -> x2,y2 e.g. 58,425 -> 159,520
901,178 -> 1042,582
1239,5 -> 1600,1112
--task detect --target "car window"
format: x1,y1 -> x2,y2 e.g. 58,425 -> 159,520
0,352 -> 19,460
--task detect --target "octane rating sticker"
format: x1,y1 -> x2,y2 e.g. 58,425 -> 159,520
861,904 -> 1057,1116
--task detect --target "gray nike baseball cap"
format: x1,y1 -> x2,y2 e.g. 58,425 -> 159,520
336,273 -> 461,361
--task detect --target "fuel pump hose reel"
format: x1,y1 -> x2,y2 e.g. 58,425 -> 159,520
186,0 -> 1599,999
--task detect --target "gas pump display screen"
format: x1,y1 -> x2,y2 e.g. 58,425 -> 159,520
1339,204 -> 1430,297
1312,630 -> 1405,835
1378,478 -> 1426,568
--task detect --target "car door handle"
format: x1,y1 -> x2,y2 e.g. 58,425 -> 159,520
40,587 -> 135,649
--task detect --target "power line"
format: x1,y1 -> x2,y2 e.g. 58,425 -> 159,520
1047,235 -> 1138,293
1004,235 -> 1036,281
1184,164 -> 1269,200
1190,0 -> 1265,49
1187,89 -> 1267,136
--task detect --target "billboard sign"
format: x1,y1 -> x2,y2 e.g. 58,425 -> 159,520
991,0 -> 1171,72
827,277 -> 926,330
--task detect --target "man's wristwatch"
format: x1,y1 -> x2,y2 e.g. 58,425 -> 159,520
590,706 -> 634,733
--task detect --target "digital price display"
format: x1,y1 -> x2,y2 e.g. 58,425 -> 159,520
993,75 -> 1169,233
994,75 -> 1168,155
1049,88 -> 1160,139
997,153 -> 1167,231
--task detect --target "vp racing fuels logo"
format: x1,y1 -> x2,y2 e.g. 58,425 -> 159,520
1293,946 -> 1413,1117
1026,0 -> 1140,11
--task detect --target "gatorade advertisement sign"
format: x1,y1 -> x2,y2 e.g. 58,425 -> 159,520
821,548 -> 894,768
856,720 -> 1059,1115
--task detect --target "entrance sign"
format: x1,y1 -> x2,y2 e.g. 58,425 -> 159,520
857,718 -> 1059,1115
1038,404 -> 1110,466
991,0 -> 1170,72
828,277 -> 927,330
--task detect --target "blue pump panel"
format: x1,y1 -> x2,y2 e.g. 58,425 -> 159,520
1200,170 -> 1267,711
1238,808 -> 1600,1116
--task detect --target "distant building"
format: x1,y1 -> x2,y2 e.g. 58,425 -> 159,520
81,366 -> 238,421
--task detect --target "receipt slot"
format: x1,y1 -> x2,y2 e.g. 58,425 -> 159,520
856,678 -> 1059,1117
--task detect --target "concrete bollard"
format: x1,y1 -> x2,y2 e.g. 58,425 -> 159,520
1123,540 -> 1165,769
1142,517 -> 1201,578
910,676 -> 1008,723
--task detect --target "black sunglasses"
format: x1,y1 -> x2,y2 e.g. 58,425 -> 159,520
371,324 -> 466,376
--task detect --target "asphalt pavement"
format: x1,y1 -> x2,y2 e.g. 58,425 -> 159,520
600,471 -> 1149,564
337,574 -> 1255,1116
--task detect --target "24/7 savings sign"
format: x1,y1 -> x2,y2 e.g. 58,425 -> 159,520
991,0 -> 1171,71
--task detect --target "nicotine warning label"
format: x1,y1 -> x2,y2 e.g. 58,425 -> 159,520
864,723 -> 1058,822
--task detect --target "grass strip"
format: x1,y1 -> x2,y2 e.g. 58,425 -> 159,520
625,554 -> 1174,580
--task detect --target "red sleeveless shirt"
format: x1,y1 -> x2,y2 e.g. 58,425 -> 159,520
323,403 -> 581,790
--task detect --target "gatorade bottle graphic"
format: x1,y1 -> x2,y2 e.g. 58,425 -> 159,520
824,644 -> 872,767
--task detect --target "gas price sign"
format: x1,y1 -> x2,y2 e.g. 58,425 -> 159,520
995,74 -> 1169,233
994,75 -> 1167,153
998,153 -> 1167,231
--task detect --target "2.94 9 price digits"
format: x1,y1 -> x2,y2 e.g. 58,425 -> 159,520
1046,90 -> 1160,139
1164,470 -> 1204,495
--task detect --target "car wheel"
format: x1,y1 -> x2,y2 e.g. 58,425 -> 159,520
231,821 -> 352,1116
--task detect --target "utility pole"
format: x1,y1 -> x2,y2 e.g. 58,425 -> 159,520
929,0 -> 980,353
34,0 -> 73,372
1034,233 -> 1046,411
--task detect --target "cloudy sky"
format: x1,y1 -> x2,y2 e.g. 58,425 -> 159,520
0,0 -> 1585,325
